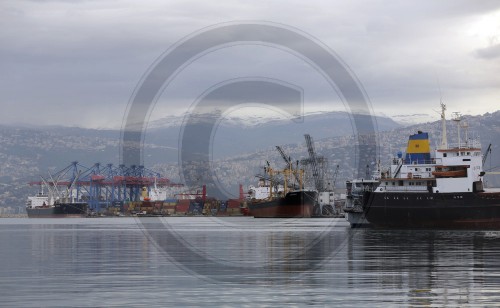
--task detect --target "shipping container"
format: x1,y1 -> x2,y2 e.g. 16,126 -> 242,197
227,199 -> 242,208
227,208 -> 243,216
175,204 -> 189,214
189,201 -> 204,215
219,201 -> 227,212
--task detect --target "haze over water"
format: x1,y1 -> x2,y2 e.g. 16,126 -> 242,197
1,217 -> 499,307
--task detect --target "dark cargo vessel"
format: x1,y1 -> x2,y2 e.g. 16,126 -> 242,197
26,202 -> 88,218
249,190 -> 318,218
360,105 -> 500,229
363,190 -> 500,229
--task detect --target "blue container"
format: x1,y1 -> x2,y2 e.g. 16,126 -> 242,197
219,201 -> 227,213
189,201 -> 204,214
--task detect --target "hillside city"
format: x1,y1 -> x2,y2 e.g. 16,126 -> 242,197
1,111 -> 499,215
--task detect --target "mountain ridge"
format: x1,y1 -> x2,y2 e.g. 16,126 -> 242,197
1,110 -> 499,213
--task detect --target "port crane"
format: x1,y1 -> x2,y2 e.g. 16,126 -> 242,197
483,143 -> 492,167
482,144 -> 500,176
29,161 -> 181,211
275,146 -> 301,188
304,134 -> 324,191
303,134 -> 340,216
330,164 -> 340,190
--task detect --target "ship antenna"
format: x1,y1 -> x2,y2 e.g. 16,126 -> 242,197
436,75 -> 448,149
452,112 -> 462,148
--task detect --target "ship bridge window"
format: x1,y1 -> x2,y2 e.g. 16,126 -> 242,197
443,153 -> 447,157
456,153 -> 459,156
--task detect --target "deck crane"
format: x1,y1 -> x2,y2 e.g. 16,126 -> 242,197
275,146 -> 301,188
304,134 -> 323,191
331,164 -> 340,189
65,170 -> 81,202
253,173 -> 285,186
483,143 -> 492,167
482,144 -> 500,176
39,176 -> 58,205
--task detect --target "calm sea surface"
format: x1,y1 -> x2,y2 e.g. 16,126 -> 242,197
1,217 -> 500,307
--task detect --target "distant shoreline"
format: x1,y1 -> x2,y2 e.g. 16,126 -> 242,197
0,214 -> 28,218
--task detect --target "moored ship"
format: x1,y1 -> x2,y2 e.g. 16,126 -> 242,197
247,162 -> 318,218
26,201 -> 88,218
26,183 -> 88,218
362,104 -> 500,229
249,189 -> 318,218
343,178 -> 379,227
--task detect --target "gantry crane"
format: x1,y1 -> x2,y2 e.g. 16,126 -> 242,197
304,134 -> 323,192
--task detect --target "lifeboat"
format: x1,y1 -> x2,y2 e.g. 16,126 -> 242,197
432,167 -> 467,178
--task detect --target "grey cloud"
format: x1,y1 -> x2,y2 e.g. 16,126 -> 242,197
1,0 -> 500,128
475,44 -> 500,59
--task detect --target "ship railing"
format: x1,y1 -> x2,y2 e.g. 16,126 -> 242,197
392,158 -> 437,165
379,185 -> 428,192
447,140 -> 481,149
405,159 -> 437,165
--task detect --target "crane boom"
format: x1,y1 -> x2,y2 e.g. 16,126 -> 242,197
483,144 -> 492,166
332,165 -> 340,188
66,170 -> 81,200
275,146 -> 301,186
305,134 -> 322,191
276,146 -> 292,169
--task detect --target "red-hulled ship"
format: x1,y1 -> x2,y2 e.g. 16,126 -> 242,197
247,162 -> 318,218
249,189 -> 318,218
361,104 -> 500,229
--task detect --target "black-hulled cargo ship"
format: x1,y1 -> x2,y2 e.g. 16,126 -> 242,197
249,189 -> 318,218
26,188 -> 88,218
247,160 -> 319,218
363,188 -> 500,228
361,104 -> 500,229
26,202 -> 88,218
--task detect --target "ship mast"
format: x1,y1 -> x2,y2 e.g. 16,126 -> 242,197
452,112 -> 462,149
440,102 -> 448,149
461,120 -> 469,147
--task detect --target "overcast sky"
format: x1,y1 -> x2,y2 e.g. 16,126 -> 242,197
1,0 -> 500,129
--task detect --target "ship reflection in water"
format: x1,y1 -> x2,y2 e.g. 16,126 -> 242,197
345,229 -> 500,306
1,218 -> 499,306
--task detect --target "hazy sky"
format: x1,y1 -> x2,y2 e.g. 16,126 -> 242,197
1,0 -> 500,128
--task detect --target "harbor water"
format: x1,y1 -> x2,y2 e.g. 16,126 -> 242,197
1,217 -> 500,307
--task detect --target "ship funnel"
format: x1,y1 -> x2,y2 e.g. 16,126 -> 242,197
405,132 -> 431,164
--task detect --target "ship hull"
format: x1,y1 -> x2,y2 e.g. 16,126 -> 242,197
344,212 -> 371,228
26,203 -> 88,218
363,191 -> 500,229
249,190 -> 317,218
